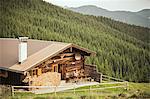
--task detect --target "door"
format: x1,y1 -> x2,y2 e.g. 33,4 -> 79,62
53,64 -> 58,72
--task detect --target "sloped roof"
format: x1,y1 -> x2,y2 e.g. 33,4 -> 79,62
0,38 -> 52,67
0,38 -> 95,73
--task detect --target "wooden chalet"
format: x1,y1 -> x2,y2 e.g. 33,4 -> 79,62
0,38 -> 101,86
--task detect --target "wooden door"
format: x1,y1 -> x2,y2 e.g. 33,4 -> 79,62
52,64 -> 58,72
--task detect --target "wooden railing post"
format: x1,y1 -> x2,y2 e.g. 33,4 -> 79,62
74,84 -> 76,94
125,81 -> 128,90
100,73 -> 103,83
54,86 -> 57,95
89,85 -> 91,93
11,86 -> 14,97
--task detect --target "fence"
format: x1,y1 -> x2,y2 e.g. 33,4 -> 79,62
85,65 -> 126,83
102,75 -> 125,82
11,81 -> 128,97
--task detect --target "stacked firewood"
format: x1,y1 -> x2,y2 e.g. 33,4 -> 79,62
23,72 -> 61,86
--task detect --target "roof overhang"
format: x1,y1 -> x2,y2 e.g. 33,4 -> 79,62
0,67 -> 24,74
71,44 -> 96,56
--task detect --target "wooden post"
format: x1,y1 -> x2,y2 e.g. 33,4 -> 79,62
125,81 -> 128,90
100,73 -> 103,83
11,86 -> 14,97
91,85 -> 93,96
54,86 -> 57,95
89,85 -> 91,93
70,47 -> 73,52
74,84 -> 75,94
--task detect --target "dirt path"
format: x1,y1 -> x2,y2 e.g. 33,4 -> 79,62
33,82 -> 99,94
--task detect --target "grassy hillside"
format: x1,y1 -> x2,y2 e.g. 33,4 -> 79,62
0,0 -> 150,82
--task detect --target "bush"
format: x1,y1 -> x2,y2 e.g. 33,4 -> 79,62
138,91 -> 150,98
129,91 -> 150,98
0,85 -> 12,97
33,97 -> 46,99
118,93 -> 127,97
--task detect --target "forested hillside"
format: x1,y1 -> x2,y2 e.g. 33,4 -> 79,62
0,0 -> 150,82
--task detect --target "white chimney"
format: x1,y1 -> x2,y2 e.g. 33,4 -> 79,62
18,37 -> 28,64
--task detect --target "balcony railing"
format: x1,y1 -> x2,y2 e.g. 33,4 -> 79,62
84,64 -> 102,82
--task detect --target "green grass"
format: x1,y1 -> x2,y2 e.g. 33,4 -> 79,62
5,83 -> 150,99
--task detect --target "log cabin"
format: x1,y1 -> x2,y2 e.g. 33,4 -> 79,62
0,37 -> 101,86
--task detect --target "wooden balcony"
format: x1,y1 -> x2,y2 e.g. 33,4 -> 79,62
84,64 -> 102,83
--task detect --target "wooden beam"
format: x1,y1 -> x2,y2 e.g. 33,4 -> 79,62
70,47 -> 73,52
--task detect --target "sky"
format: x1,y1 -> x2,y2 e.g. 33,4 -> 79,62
44,0 -> 150,12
